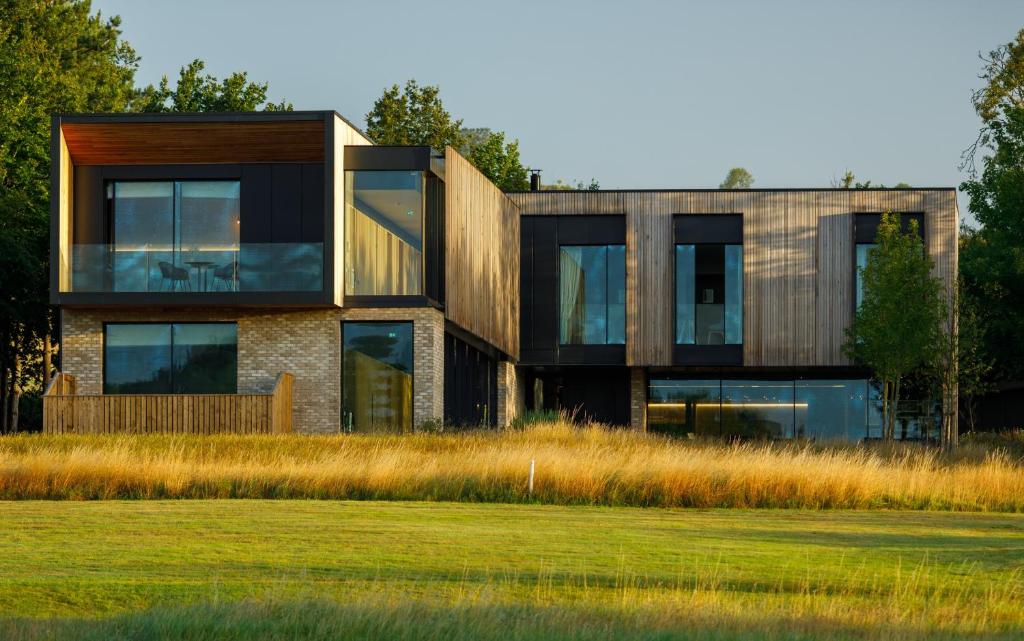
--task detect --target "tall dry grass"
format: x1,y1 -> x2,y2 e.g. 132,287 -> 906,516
2,422 -> 1023,510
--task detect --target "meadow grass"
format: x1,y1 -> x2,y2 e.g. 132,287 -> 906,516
0,501 -> 1021,640
2,422 -> 1023,510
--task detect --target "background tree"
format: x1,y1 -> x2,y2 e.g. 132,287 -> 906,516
832,170 -> 909,189
366,80 -> 533,191
843,212 -> 945,441
719,167 -> 754,189
132,59 -> 291,112
541,178 -> 600,190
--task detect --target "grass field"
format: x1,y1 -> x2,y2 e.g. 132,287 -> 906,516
0,501 -> 1022,640
3,424 -> 1024,510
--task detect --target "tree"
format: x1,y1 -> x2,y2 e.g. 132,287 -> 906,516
719,167 -> 754,189
833,170 -> 909,189
464,129 -> 528,191
843,212 -> 945,441
132,59 -> 291,112
541,178 -> 600,191
365,80 -> 465,150
0,0 -> 141,431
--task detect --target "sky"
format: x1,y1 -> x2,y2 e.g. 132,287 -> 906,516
94,0 -> 1024,220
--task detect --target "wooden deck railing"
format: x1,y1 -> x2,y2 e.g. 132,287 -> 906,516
43,372 -> 295,435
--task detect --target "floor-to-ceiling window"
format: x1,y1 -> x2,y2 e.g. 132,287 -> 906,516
103,323 -> 237,394
341,322 -> 414,432
110,181 -> 240,292
344,171 -> 424,296
647,379 -> 721,437
676,244 -> 743,345
559,245 -> 625,344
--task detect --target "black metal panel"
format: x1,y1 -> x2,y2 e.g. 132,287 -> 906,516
674,214 -> 743,244
344,146 -> 432,172
530,216 -> 559,354
556,215 -> 626,244
425,175 -> 445,304
673,344 -> 743,366
300,163 -> 324,243
557,344 -> 627,365
343,295 -> 440,308
271,164 -> 302,243
72,166 -> 105,244
854,213 -> 925,243
444,332 -> 498,427
95,164 -> 242,180
240,164 -> 272,243
520,217 -> 535,353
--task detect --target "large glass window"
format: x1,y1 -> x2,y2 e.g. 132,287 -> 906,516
855,243 -> 876,309
111,181 -> 240,292
795,380 -> 868,441
345,171 -> 424,296
647,379 -> 721,437
104,323 -> 237,394
676,244 -> 742,345
342,322 -> 414,432
559,245 -> 625,344
721,380 -> 794,438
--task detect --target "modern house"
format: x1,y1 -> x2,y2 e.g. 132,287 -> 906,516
45,111 -> 959,440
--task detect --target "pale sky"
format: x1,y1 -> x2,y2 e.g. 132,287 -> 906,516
94,0 -> 1024,221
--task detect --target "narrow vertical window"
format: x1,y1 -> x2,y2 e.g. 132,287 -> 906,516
676,243 -> 742,345
855,243 -> 875,309
675,245 -> 695,344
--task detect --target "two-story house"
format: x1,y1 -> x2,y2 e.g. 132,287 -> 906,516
46,111 -> 958,440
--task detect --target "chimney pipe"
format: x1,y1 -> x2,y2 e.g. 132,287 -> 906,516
529,170 -> 541,191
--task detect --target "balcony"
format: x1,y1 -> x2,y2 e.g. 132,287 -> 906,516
66,243 -> 323,294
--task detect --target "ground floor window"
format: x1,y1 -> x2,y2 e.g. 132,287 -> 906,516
647,378 -> 937,441
444,333 -> 497,427
342,321 -> 413,432
103,323 -> 237,394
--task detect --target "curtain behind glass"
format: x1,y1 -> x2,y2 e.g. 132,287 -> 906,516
559,247 -> 585,343
113,182 -> 174,292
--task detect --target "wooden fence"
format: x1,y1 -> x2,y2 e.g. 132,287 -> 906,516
43,372 -> 294,435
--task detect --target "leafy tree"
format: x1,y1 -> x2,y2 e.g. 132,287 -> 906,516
0,0 -> 140,431
365,80 -> 465,150
843,212 -> 945,441
719,167 -> 754,189
464,129 -> 528,191
541,178 -> 600,191
132,59 -> 291,112
833,170 -> 908,189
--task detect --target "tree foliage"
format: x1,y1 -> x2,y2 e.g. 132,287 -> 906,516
464,129 -> 529,191
132,59 -> 291,112
719,167 -> 753,189
843,213 -> 945,441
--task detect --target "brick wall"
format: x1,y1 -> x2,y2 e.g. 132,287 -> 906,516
59,306 -> 445,434
629,367 -> 647,431
496,361 -> 521,427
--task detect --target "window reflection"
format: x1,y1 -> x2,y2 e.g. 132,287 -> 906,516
559,245 -> 625,345
855,243 -> 875,309
103,323 -> 236,394
345,171 -> 423,296
342,322 -> 414,433
795,380 -> 866,441
676,244 -> 742,345
721,380 -> 794,438
647,379 -> 720,437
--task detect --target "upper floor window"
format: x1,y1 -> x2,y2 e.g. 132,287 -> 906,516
345,171 -> 424,296
855,243 -> 876,309
559,245 -> 625,345
676,244 -> 743,345
104,322 -> 237,394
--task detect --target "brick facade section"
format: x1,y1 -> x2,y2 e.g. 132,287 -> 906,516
59,306 -> 445,434
629,367 -> 647,431
496,361 -> 521,427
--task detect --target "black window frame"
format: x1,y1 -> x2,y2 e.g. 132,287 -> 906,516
557,243 -> 627,347
340,319 -> 416,433
102,321 -> 238,394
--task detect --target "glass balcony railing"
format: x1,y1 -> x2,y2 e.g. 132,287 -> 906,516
67,243 -> 324,293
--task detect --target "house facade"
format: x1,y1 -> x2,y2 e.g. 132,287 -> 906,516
48,112 -> 958,440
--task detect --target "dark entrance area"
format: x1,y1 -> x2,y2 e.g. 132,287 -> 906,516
443,332 -> 497,427
525,366 -> 630,426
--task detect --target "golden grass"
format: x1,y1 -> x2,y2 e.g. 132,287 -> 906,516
2,422 -> 1023,510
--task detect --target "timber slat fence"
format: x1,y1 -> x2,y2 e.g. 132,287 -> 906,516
43,372 -> 294,434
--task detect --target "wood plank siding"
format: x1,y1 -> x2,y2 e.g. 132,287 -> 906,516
444,147 -> 521,358
508,189 -> 958,368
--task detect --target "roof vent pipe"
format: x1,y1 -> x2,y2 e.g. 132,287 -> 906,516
529,170 -> 541,191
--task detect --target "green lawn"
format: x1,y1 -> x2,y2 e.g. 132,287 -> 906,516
0,501 -> 1022,640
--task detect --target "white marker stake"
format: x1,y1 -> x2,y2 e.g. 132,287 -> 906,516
528,459 -> 535,496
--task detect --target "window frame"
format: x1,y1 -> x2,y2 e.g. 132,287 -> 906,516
674,242 -> 744,347
102,321 -> 238,394
557,243 -> 626,346
340,320 -> 416,433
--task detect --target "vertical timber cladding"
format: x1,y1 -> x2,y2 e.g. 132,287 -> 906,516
332,114 -> 373,306
443,147 -> 520,359
508,189 -> 958,368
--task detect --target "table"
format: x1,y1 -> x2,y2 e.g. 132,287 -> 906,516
184,261 -> 215,292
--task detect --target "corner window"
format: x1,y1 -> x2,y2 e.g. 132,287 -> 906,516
342,322 -> 414,432
344,171 -> 424,296
559,245 -> 625,345
676,244 -> 742,345
103,323 -> 237,394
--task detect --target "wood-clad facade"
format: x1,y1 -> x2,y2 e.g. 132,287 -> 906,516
508,189 -> 958,369
443,147 -> 520,359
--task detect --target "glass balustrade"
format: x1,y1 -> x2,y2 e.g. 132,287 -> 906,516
68,243 -> 324,293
